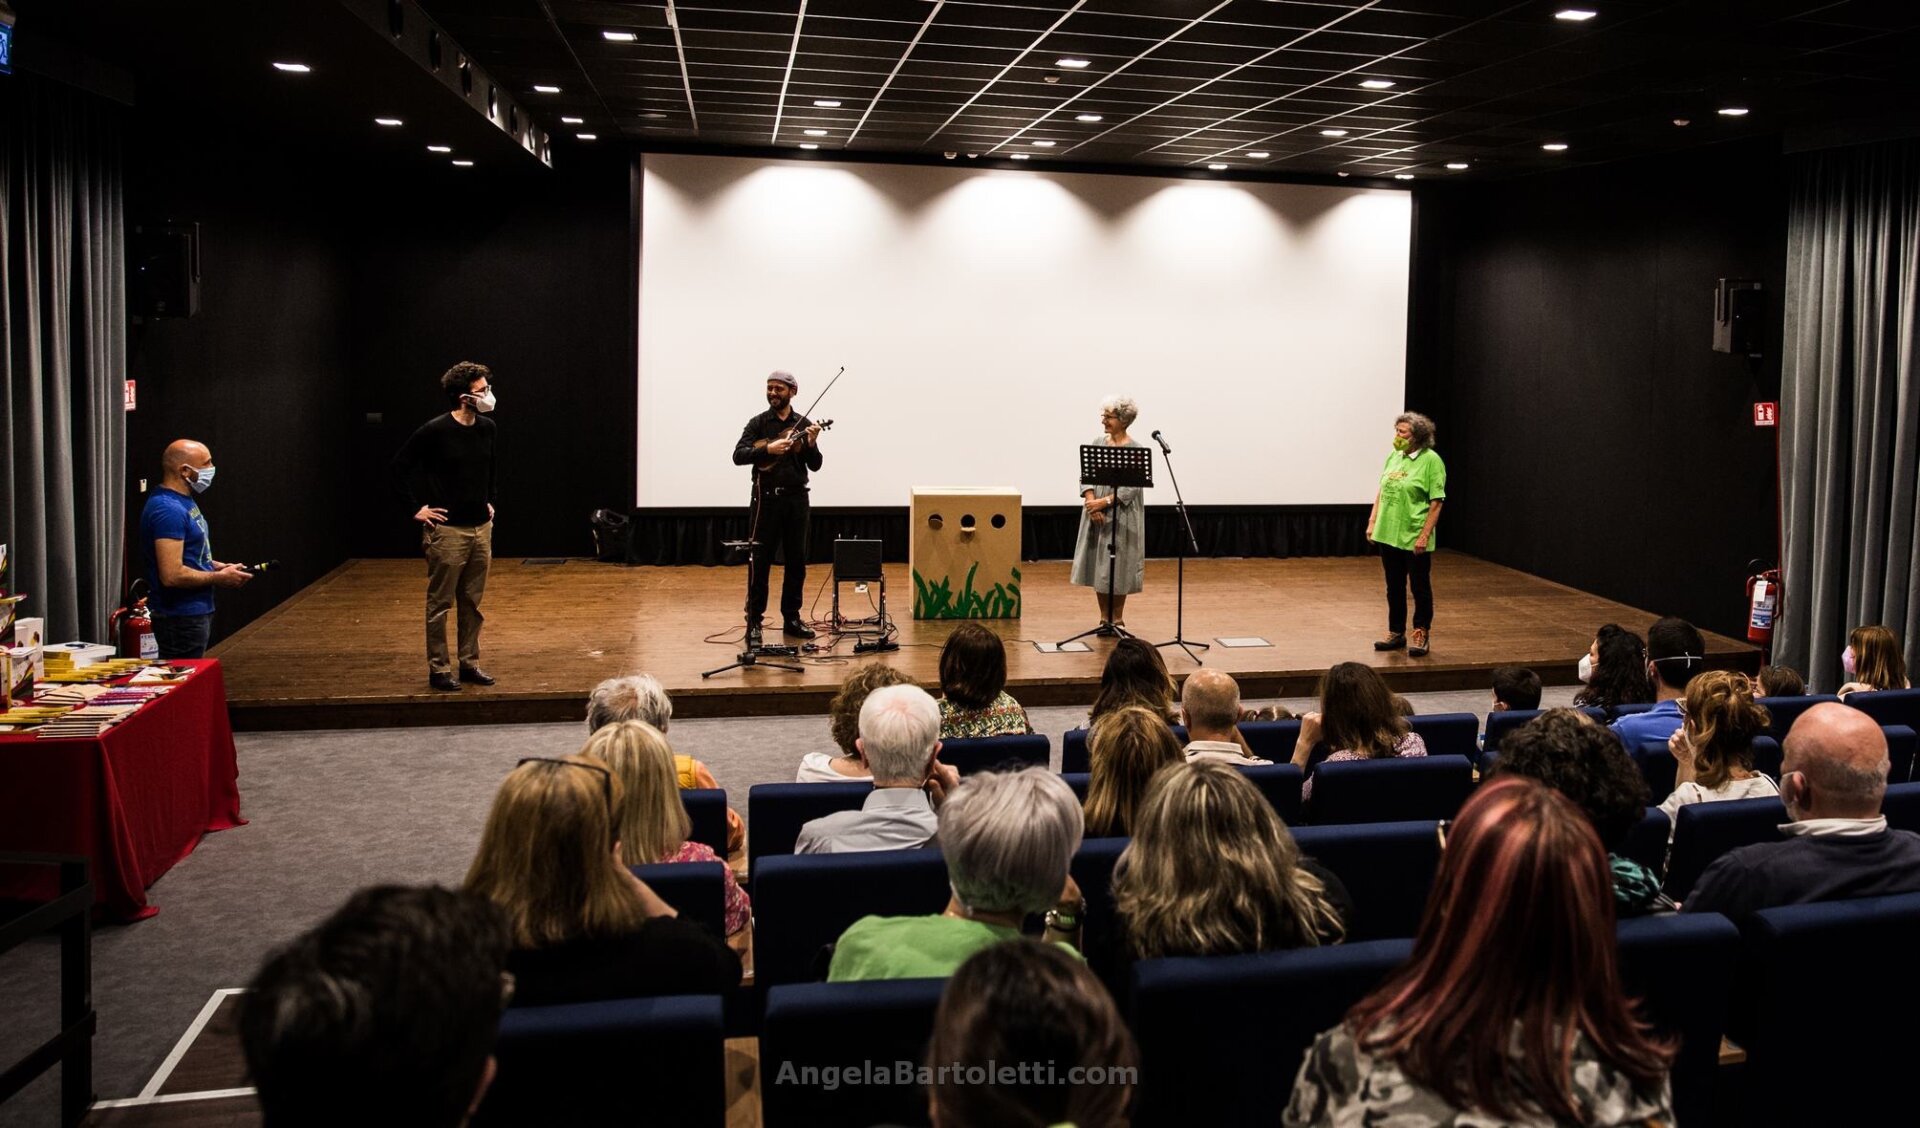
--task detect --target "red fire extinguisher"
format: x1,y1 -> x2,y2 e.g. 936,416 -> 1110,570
1747,564 -> 1782,648
110,581 -> 158,661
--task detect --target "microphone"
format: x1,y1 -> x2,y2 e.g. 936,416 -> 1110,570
1150,430 -> 1172,454
242,560 -> 283,574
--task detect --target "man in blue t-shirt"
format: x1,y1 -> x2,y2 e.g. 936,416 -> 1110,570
138,439 -> 252,658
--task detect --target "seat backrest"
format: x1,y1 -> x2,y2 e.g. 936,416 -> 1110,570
1308,755 -> 1475,825
1482,708 -> 1546,756
476,995 -> 724,1128
1886,724 -> 1917,785
1406,712 -> 1478,759
1240,763 -> 1305,826
1060,771 -> 1090,800
1750,735 -> 1783,780
1611,702 -> 1657,718
1071,837 -> 1129,982
1628,739 -> 1678,800
1614,912 -> 1740,1128
1620,807 -> 1670,873
632,862 -> 727,938
1756,694 -> 1840,741
681,788 -> 730,857
1292,821 -> 1440,941
937,733 -> 1050,776
1129,939 -> 1414,1127
1846,687 -> 1920,733
760,979 -> 947,1128
1239,719 -> 1302,763
752,849 -> 952,988
748,782 -> 872,873
1884,780 -> 1920,833
1664,795 -> 1789,901
1064,724 -> 1195,773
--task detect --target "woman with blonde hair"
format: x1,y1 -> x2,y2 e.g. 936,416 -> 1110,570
1082,705 -> 1185,838
465,755 -> 739,1007
1838,624 -> 1911,696
1115,762 -> 1349,965
1659,670 -> 1777,828
582,720 -> 751,941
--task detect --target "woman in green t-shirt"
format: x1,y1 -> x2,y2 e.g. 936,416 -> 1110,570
1367,412 -> 1446,657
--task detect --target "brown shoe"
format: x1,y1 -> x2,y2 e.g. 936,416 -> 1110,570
1373,632 -> 1406,651
1408,629 -> 1429,657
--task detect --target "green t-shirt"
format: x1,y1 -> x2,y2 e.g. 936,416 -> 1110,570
1371,447 -> 1446,552
827,914 -> 1078,982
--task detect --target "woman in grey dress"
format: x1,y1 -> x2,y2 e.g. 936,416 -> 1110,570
1070,395 -> 1146,630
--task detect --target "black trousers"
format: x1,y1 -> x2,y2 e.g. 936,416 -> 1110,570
1379,545 -> 1433,633
748,488 -> 810,621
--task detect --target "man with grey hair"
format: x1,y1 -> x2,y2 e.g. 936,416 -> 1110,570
586,673 -> 672,733
1685,703 -> 1920,915
827,768 -> 1087,981
1181,668 -> 1271,764
795,684 -> 960,854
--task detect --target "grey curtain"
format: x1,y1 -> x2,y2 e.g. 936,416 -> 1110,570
1778,137 -> 1920,692
1,73 -> 128,641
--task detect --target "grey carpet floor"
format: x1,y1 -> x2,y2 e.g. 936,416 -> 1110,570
0,684 -> 1578,1126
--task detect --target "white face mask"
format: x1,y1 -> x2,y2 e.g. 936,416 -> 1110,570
187,464 -> 216,494
1577,653 -> 1593,683
467,389 -> 497,413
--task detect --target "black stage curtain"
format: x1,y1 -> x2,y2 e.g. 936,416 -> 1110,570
619,506 -> 1370,566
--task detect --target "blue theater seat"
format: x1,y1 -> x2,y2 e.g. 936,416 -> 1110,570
1620,807 -> 1670,873
1846,687 -> 1920,733
1663,796 -> 1789,902
1627,740 -> 1679,799
1610,702 -> 1657,718
1884,780 -> 1920,833
1307,755 -> 1474,825
1061,766 -> 1300,827
1756,693 -> 1839,741
1070,837 -> 1128,981
1614,912 -> 1740,1128
747,781 -> 871,873
1239,719 -> 1303,763
936,732 -> 1049,775
631,862 -> 727,938
1060,771 -> 1089,800
1885,724 -> 1916,784
475,995 -> 724,1128
1062,725 -> 1190,774
1750,735 -> 1782,780
1407,712 -> 1479,760
760,978 -> 946,1128
681,788 -> 730,857
751,848 -> 951,989
1291,821 -> 1440,941
1480,706 -> 1610,770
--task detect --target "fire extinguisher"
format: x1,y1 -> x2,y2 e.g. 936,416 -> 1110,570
1747,562 -> 1782,648
110,580 -> 159,661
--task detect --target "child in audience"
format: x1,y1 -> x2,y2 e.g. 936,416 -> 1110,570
1659,670 -> 1777,830
1082,705 -> 1184,837
1293,663 -> 1427,802
1491,666 -> 1542,712
798,664 -> 913,781
1838,624 -> 1910,696
1757,664 -> 1805,697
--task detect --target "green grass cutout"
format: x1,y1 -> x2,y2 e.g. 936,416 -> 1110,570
913,564 -> 1021,619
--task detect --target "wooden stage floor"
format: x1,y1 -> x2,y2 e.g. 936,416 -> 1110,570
212,553 -> 1760,730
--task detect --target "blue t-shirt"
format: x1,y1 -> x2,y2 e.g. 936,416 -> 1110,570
1610,699 -> 1683,749
140,489 -> 216,617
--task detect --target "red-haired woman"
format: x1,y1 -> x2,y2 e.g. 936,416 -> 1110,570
1285,777 -> 1675,1127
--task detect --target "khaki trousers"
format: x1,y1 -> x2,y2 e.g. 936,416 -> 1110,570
425,521 -> 492,675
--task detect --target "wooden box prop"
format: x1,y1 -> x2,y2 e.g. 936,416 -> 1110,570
910,489 -> 1021,619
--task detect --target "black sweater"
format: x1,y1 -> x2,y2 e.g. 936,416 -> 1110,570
392,413 -> 498,527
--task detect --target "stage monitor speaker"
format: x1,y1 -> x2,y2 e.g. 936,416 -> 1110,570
1712,278 -> 1762,356
132,221 -> 200,319
834,538 -> 883,581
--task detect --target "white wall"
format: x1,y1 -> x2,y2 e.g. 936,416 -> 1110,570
638,153 -> 1410,508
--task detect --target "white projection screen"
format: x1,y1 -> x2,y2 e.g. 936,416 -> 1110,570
638,153 -> 1410,509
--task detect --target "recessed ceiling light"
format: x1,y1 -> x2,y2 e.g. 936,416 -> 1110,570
1032,140 -> 1055,147
451,159 -> 475,167
1056,57 -> 1092,69
1446,162 -> 1469,170
1718,106 -> 1750,116
562,116 -> 584,124
427,145 -> 453,153
272,62 -> 311,73
533,84 -> 561,94
1360,79 -> 1394,90
813,99 -> 842,108
1246,151 -> 1270,159
374,117 -> 403,127
804,129 -> 829,136
1011,153 -> 1030,160
1555,8 -> 1598,20
577,133 -> 598,141
603,30 -> 637,41
1394,173 -> 1415,180
1542,142 -> 1569,151
1076,113 -> 1103,123
1208,163 -> 1229,170
799,143 -> 820,150
1320,129 -> 1349,137
1336,171 -> 1350,177
643,112 -> 668,120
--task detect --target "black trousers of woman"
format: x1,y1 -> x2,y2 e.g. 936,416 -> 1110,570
1379,545 -> 1433,634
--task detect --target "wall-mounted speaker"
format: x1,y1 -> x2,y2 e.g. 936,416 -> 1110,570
131,221 -> 200,319
1713,278 -> 1762,356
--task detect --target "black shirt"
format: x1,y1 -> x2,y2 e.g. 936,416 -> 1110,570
732,408 -> 824,491
1683,828 -> 1920,917
505,916 -> 742,1008
392,413 -> 498,527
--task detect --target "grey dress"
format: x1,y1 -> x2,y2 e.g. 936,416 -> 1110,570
1069,435 -> 1145,595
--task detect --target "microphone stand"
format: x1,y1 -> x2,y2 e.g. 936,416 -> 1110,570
1152,434 -> 1208,666
704,429 -> 805,680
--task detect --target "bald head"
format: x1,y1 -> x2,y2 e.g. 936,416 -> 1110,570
163,440 -> 210,475
1782,703 -> 1890,820
1180,668 -> 1241,740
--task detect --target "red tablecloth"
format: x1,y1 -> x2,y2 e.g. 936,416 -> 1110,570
0,658 -> 244,921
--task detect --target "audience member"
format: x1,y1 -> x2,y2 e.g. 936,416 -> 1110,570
1490,665 -> 1542,712
1685,703 -> 1920,915
581,720 -> 750,941
241,886 -> 510,1128
1389,693 -> 1415,717
1491,709 -> 1671,916
586,673 -> 744,855
1286,778 -> 1675,1127
1114,762 -> 1349,968
1658,670 -> 1777,829
1087,637 -> 1179,726
1179,668 -> 1269,763
828,769 -> 1085,981
1293,662 -> 1427,802
1082,705 -> 1185,837
926,940 -> 1137,1128
1837,624 -> 1910,696
795,684 -> 960,853
1609,617 -> 1707,747
1573,624 -> 1654,712
801,664 -> 913,782
1757,664 -> 1805,698
937,622 -> 1032,738
464,756 -> 739,1005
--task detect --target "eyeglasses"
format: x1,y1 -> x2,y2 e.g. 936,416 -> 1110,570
515,757 -> 616,846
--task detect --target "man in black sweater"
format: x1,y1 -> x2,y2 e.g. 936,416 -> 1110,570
393,361 -> 499,691
1685,703 -> 1920,915
731,370 -> 823,647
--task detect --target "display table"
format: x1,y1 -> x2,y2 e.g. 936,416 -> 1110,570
0,659 -> 244,921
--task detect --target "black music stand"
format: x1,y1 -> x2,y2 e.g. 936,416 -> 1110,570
1058,444 -> 1152,647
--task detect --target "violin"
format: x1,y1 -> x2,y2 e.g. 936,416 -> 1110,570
756,417 -> 834,471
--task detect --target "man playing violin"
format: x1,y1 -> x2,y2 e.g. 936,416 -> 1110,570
732,370 -> 825,646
